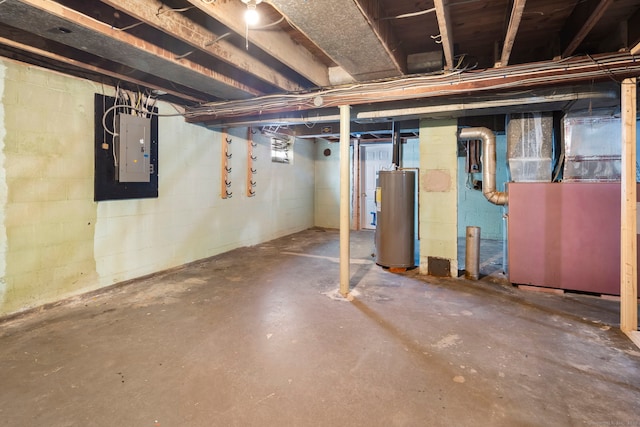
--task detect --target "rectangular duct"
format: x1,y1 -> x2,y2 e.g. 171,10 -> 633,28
562,113 -> 622,182
507,112 -> 553,182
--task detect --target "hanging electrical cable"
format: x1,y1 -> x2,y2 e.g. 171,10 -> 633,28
183,53 -> 640,120
381,7 -> 436,20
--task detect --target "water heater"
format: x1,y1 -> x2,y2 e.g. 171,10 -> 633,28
375,170 -> 416,268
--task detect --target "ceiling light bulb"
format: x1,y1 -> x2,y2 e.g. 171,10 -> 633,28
244,5 -> 259,26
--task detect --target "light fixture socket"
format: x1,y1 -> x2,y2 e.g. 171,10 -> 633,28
244,6 -> 259,25
242,0 -> 262,26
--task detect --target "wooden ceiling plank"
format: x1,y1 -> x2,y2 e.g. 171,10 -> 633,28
100,0 -> 303,92
0,36 -> 206,103
13,0 -> 260,98
433,0 -> 455,70
561,0 -> 613,58
185,0 -> 330,87
497,0 -> 527,67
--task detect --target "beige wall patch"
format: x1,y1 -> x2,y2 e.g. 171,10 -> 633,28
422,169 -> 451,192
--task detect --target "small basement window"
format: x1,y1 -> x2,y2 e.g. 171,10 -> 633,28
271,136 -> 293,164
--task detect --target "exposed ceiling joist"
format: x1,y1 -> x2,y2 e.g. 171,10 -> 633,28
433,0 -> 455,70
267,0 -> 402,81
561,0 -> 613,58
497,0 -> 526,67
99,0 -> 303,93
2,0 -> 259,99
185,0 -> 330,87
628,8 -> 640,54
0,35 -> 206,103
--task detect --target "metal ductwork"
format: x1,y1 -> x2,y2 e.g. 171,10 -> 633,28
459,127 -> 508,205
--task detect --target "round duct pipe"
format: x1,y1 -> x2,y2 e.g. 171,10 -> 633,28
458,127 -> 508,205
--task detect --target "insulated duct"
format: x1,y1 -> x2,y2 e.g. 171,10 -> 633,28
459,127 -> 508,205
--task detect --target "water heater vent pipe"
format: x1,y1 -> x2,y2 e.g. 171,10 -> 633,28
459,127 -> 508,205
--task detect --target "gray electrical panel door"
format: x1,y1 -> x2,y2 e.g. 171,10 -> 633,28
116,114 -> 151,183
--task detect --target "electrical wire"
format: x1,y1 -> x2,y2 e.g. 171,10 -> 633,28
381,8 -> 436,20
156,6 -> 194,16
253,16 -> 285,30
113,5 -> 196,32
176,31 -> 233,60
113,21 -> 144,31
204,32 -> 232,47
184,52 -> 639,120
102,102 -> 187,137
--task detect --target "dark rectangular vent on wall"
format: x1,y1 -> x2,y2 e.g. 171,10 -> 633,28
94,93 -> 159,201
427,256 -> 451,277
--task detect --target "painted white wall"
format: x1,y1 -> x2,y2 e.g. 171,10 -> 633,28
0,59 -> 315,316
1,60 -> 100,315
0,62 -> 7,306
457,132 -> 508,240
314,138 -> 419,231
94,117 -> 315,287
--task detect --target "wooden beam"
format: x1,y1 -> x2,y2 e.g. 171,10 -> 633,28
620,77 -> 639,348
0,35 -> 206,103
221,128 -> 231,200
12,0 -> 259,99
100,0 -> 303,93
497,0 -> 527,67
433,0 -> 455,70
185,0 -> 330,87
561,0 -> 613,58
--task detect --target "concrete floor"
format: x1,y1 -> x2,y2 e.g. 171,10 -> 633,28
0,228 -> 639,427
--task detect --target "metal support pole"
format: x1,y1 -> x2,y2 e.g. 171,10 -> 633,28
339,105 -> 351,297
392,122 -> 401,167
465,226 -> 480,280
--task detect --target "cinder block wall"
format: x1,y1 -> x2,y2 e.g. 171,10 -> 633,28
419,119 -> 458,276
457,132 -> 508,240
0,59 -> 315,316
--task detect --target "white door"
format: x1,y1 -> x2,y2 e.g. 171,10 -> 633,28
360,143 -> 393,229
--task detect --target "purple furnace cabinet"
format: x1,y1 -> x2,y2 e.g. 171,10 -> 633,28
507,182 -> 640,295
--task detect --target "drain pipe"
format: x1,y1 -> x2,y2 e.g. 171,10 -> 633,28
458,127 -> 508,205
465,226 -> 481,280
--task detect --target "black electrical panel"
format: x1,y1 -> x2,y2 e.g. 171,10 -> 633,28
94,93 -> 158,201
